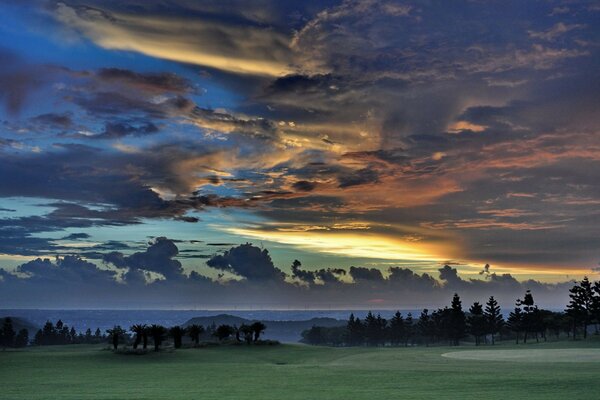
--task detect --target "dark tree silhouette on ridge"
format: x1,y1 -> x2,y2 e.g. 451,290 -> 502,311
187,324 -> 204,346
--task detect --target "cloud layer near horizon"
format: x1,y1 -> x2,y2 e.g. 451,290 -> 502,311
0,240 -> 575,309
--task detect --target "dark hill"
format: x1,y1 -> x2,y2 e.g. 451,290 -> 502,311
183,314 -> 345,342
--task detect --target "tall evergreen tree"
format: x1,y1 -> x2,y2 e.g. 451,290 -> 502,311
404,313 -> 414,347
364,312 -> 379,346
507,306 -> 523,344
484,296 -> 504,345
565,277 -> 594,339
467,302 -> 486,345
449,294 -> 466,346
417,309 -> 433,347
1,317 -> 16,348
389,311 -> 405,346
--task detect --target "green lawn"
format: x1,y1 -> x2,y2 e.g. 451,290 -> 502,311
2,341 -> 600,400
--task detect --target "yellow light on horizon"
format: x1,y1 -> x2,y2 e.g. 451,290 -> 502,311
223,228 -> 454,262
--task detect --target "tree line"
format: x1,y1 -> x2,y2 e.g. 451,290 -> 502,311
302,277 -> 600,346
31,319 -> 105,346
106,321 -> 269,351
0,318 -> 29,348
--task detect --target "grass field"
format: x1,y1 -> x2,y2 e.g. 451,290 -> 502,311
2,341 -> 600,400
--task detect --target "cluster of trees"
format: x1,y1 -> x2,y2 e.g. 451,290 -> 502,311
32,320 -> 105,346
0,318 -> 29,348
303,294 -> 498,347
303,278 -> 600,347
106,321 -> 268,351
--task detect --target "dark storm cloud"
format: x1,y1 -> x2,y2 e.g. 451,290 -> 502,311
17,255 -> 117,284
123,237 -> 185,280
349,266 -> 384,282
206,243 -> 285,281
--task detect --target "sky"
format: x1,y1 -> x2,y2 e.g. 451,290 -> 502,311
0,0 -> 599,309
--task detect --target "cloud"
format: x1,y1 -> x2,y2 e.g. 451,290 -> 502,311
206,243 -> 285,281
529,23 -> 584,41
54,2 -> 295,76
0,240 -> 577,309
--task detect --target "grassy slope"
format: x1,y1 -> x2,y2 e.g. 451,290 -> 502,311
2,341 -> 600,400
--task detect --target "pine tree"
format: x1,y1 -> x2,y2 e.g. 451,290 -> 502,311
417,309 -> 433,347
346,313 -> 365,346
484,296 -> 504,345
389,311 -> 405,346
467,302 -> 486,345
1,317 -> 16,348
404,313 -> 414,347
507,306 -> 523,344
565,277 -> 594,339
449,293 -> 466,346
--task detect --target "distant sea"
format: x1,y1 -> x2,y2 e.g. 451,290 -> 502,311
0,309 -> 423,333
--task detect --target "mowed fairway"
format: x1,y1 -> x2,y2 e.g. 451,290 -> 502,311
2,342 -> 600,400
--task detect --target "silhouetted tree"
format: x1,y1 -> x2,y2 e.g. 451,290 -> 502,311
484,296 -> 504,345
14,329 -> 28,348
239,324 -> 254,344
404,313 -> 414,347
417,309 -> 433,346
518,290 -> 537,343
214,324 -> 235,341
69,327 -> 77,343
169,326 -> 185,349
130,324 -> 146,349
389,311 -> 405,346
106,326 -> 125,350
1,317 -> 16,348
149,325 -> 167,351
187,324 -> 205,346
250,322 -> 267,342
507,306 -> 523,344
449,294 -> 466,346
566,277 -> 595,339
346,314 -> 365,346
468,302 -> 486,345
85,328 -> 92,343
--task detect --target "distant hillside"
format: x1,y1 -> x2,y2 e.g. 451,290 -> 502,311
184,314 -> 345,342
0,316 -> 39,335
